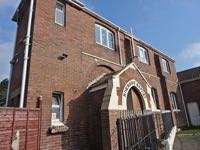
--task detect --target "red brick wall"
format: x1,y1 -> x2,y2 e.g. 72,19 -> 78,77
180,80 -> 200,104
179,79 -> 200,126
88,89 -> 106,150
0,108 -> 40,150
7,0 -> 187,149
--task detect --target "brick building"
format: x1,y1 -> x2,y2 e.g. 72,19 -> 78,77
7,0 -> 187,149
178,66 -> 200,126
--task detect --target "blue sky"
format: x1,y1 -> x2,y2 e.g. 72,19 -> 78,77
0,0 -> 200,80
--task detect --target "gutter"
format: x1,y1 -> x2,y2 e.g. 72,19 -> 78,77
19,0 -> 34,108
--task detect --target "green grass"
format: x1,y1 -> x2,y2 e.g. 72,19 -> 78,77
177,127 -> 200,136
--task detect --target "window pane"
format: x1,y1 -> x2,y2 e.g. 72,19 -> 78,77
52,96 -> 60,105
95,25 -> 101,43
102,28 -> 107,46
108,32 -> 114,49
55,2 -> 64,26
138,47 -> 148,64
52,93 -> 63,123
95,24 -> 115,50
171,93 -> 177,109
162,59 -> 170,73
144,50 -> 148,63
56,2 -> 64,11
151,88 -> 159,109
52,108 -> 60,119
55,10 -> 64,25
139,48 -> 143,57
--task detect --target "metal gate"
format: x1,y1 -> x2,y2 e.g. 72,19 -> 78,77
116,112 -> 158,150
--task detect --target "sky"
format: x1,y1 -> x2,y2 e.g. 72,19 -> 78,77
0,0 -> 200,81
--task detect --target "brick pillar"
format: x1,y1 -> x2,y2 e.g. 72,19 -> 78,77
101,110 -> 121,150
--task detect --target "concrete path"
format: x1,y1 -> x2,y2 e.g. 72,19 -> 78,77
173,135 -> 200,150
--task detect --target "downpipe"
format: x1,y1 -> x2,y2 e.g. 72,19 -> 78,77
19,0 -> 34,108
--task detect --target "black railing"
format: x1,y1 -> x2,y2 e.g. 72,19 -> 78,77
162,111 -> 173,139
116,112 -> 158,150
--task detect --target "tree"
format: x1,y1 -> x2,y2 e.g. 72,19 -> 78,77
0,78 -> 8,91
0,78 -> 8,106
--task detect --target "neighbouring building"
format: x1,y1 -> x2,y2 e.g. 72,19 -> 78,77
6,0 -> 187,149
178,66 -> 200,127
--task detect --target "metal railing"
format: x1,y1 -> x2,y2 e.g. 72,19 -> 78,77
116,111 -> 158,150
162,111 -> 173,139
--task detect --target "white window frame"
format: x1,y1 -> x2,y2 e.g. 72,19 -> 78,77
137,46 -> 149,64
151,88 -> 159,110
162,58 -> 170,73
51,92 -> 64,126
170,92 -> 178,110
95,24 -> 115,50
55,1 -> 65,26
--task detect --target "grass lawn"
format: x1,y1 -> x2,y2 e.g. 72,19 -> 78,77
177,127 -> 200,135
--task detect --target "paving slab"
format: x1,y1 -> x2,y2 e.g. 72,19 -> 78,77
173,135 -> 200,150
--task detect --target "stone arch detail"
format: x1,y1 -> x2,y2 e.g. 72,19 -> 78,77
122,79 -> 150,110
96,64 -> 115,72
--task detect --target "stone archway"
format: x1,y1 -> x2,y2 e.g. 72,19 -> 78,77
122,79 -> 149,111
127,87 -> 144,113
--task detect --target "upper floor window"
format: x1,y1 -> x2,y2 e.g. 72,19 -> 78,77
137,46 -> 149,64
55,1 -> 65,26
95,24 -> 114,50
151,88 -> 160,109
52,92 -> 64,125
162,58 -> 170,73
170,92 -> 178,110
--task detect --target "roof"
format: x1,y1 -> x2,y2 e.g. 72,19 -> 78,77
12,0 -> 175,62
89,72 -> 116,88
177,66 -> 200,82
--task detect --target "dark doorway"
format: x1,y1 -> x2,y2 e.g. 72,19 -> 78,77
127,87 -> 144,112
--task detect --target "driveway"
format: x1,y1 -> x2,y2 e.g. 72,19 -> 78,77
173,135 -> 200,150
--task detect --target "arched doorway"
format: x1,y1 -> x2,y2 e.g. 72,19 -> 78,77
127,87 -> 144,113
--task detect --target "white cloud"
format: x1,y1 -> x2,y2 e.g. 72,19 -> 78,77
0,42 -> 13,80
179,42 -> 200,69
193,61 -> 200,67
181,42 -> 200,59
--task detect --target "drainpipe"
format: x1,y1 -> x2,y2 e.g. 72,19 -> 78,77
19,0 -> 34,108
178,82 -> 190,127
130,28 -> 136,57
117,28 -> 123,66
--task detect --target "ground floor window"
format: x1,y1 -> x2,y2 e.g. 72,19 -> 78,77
151,88 -> 160,109
170,92 -> 178,110
52,92 -> 63,125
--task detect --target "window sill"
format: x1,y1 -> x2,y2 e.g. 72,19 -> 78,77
163,71 -> 170,74
153,109 -> 161,112
50,123 -> 69,134
138,59 -> 149,65
96,42 -> 115,51
173,109 -> 181,112
55,22 -> 64,27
